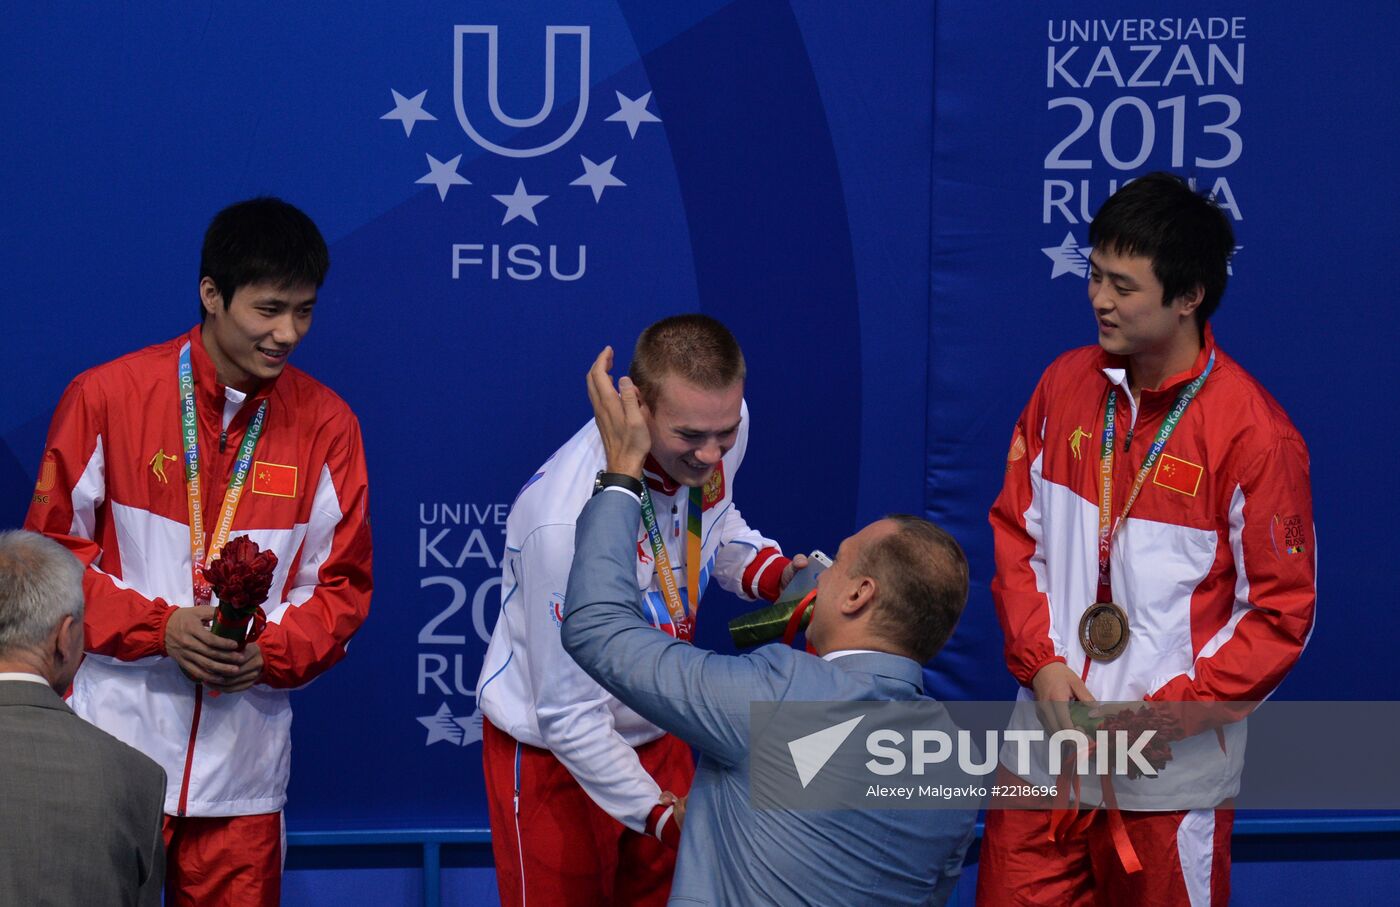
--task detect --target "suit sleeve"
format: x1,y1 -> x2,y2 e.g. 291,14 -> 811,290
1148,436 -> 1316,706
512,519 -> 668,833
256,412 -> 373,688
24,376 -> 179,661
136,761 -> 167,907
988,372 -> 1067,687
563,490 -> 804,768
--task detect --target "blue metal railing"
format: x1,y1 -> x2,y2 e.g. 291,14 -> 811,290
286,816 -> 1400,907
287,828 -> 490,906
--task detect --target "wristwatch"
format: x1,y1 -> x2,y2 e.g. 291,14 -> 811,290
593,470 -> 644,497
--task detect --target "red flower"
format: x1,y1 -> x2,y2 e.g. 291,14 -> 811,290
204,536 -> 278,646
1100,707 -> 1184,780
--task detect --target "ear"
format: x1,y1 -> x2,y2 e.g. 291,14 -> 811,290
1174,284 -> 1204,318
49,614 -> 77,661
842,576 -> 878,617
637,386 -> 658,434
199,277 -> 224,317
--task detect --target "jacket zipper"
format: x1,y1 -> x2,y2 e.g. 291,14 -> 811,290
179,396 -> 231,817
177,684 -> 204,816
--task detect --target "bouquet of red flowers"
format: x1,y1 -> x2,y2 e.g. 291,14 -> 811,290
1099,706 -> 1184,779
1070,702 -> 1185,780
203,536 -> 278,649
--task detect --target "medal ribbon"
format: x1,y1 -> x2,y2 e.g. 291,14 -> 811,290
179,342 -> 268,606
1095,350 -> 1215,601
638,483 -> 704,642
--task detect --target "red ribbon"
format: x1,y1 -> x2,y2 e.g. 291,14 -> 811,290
1100,773 -> 1142,874
245,608 -> 268,647
211,606 -> 268,651
1047,737 -> 1142,875
781,590 -> 818,648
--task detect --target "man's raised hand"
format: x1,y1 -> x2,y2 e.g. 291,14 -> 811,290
586,346 -> 651,479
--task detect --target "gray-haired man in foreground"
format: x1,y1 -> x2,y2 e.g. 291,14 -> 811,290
0,530 -> 166,906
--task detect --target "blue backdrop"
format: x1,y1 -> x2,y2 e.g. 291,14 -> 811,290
2,1 -> 1395,843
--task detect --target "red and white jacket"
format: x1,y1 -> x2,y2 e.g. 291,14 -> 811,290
476,404 -> 788,833
990,328 -> 1316,805
25,326 -> 373,818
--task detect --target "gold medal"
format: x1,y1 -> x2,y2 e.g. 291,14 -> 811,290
1079,602 -> 1129,662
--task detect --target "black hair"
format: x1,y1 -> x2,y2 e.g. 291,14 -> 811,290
199,197 -> 329,319
1088,172 -> 1234,325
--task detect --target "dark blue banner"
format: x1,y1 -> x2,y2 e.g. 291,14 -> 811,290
1,1 -> 1393,837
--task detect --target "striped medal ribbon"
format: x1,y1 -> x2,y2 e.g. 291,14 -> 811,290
638,482 -> 703,642
178,342 -> 267,606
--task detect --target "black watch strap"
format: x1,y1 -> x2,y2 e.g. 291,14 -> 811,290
593,470 -> 644,497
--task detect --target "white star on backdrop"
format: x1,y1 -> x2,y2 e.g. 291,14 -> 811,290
493,178 -> 548,225
417,703 -> 463,746
570,155 -> 625,202
1041,232 -> 1093,279
381,89 -> 437,137
605,91 -> 661,139
454,709 -> 485,747
416,153 -> 471,201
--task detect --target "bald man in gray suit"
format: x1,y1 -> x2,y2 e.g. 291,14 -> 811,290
0,530 -> 165,906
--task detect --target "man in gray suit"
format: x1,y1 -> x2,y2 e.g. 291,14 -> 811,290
560,349 -> 977,906
0,530 -> 166,906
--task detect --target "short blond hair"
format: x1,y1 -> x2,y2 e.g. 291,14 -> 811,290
628,314 -> 745,406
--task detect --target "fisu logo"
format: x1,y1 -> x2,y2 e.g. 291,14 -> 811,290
453,25 -> 591,158
382,21 -> 662,282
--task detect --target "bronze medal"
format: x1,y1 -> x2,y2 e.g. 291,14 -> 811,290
1079,602 -> 1129,662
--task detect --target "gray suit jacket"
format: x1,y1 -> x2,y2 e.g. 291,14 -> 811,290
0,679 -> 165,906
562,491 -> 975,907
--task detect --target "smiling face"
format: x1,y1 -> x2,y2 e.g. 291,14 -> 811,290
642,374 -> 744,487
1088,248 -> 1198,363
200,278 -> 316,391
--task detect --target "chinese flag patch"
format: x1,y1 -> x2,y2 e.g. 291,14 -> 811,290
1152,454 -> 1203,497
252,461 -> 298,498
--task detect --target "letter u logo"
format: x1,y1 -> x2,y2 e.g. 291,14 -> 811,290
454,25 -> 590,158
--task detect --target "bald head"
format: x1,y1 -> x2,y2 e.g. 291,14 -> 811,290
859,515 -> 969,663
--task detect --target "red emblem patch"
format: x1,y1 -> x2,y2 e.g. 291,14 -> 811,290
35,451 -> 57,492
702,463 -> 725,510
1152,454 -> 1203,497
252,461 -> 298,498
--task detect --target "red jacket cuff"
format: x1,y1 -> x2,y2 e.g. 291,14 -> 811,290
742,548 -> 790,602
151,602 -> 179,658
1014,653 -> 1067,688
646,802 -> 680,850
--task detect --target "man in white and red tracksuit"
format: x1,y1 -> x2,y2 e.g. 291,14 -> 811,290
476,315 -> 802,906
25,198 -> 372,906
979,173 -> 1316,906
